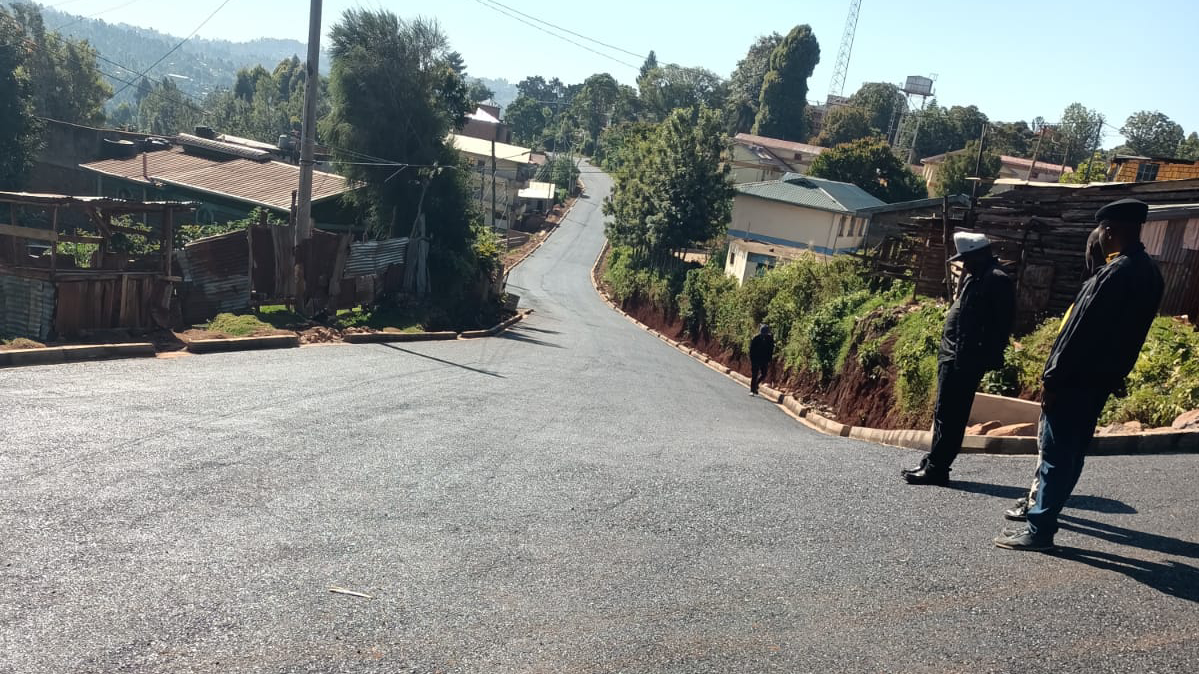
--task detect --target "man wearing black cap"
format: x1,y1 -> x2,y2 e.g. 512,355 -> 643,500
902,232 -> 1015,485
995,198 -> 1164,551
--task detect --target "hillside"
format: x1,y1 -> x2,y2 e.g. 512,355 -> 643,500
39,6 -> 321,114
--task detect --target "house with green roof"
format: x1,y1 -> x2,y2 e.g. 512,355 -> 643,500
724,172 -> 885,284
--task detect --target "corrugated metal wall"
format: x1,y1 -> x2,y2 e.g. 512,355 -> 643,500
177,230 -> 250,323
344,238 -> 408,277
0,273 -> 55,341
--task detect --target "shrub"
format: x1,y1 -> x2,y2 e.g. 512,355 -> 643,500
890,301 -> 947,423
1101,317 -> 1199,427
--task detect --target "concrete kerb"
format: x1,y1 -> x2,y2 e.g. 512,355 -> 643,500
0,342 -> 156,368
183,334 -> 300,354
343,331 -> 458,344
460,309 -> 531,339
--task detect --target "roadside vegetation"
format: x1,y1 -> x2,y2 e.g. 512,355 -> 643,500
607,246 -> 1199,430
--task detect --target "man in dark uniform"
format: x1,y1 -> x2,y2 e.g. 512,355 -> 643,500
748,324 -> 774,396
903,232 -> 1016,485
995,198 -> 1163,551
1003,221 -> 1111,521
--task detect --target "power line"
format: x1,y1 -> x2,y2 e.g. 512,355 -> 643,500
477,0 -> 645,60
108,0 -> 235,100
471,0 -> 639,71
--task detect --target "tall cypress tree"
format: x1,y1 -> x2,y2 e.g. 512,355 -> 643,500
751,24 -> 819,143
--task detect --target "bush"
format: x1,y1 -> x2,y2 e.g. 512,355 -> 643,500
205,313 -> 275,337
890,301 -> 947,423
1101,317 -> 1199,427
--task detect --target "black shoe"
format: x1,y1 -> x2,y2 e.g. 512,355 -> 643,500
902,465 -> 950,485
900,457 -> 930,478
993,528 -> 1055,552
1004,496 -> 1031,521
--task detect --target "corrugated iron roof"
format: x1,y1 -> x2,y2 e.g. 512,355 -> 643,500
518,181 -> 555,200
0,191 -> 197,212
735,173 -> 886,214
79,147 -> 350,212
449,134 -> 532,164
733,133 -> 826,157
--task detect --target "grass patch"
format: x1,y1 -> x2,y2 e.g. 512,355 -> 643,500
0,337 -> 46,349
205,313 -> 275,337
255,305 -> 309,330
334,306 -> 426,333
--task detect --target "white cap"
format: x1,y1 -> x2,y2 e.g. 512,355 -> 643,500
949,231 -> 991,261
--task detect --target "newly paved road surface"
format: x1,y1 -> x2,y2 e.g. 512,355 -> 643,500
2,166 -> 1197,673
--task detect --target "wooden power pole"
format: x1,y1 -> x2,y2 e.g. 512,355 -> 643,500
294,0 -> 322,311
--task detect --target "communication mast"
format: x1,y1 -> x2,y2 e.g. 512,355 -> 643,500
826,0 -> 863,101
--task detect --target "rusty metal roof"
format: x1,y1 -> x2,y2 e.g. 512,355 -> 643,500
0,191 -> 197,212
79,147 -> 351,212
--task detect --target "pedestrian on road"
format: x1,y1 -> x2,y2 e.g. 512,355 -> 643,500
1004,221 -> 1112,522
749,324 -> 774,397
902,232 -> 1015,485
995,198 -> 1164,551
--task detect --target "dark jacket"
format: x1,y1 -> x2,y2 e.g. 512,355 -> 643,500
938,258 -> 1016,371
749,332 -> 775,365
1043,241 -> 1164,394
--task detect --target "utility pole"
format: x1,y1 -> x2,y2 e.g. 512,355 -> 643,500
1082,116 -> 1105,183
1025,126 -> 1047,181
490,137 -> 497,229
294,0 -> 322,311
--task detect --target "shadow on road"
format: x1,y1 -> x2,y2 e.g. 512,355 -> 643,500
498,327 -> 563,349
377,344 -> 505,378
1051,547 -> 1199,603
947,480 -> 1137,514
1060,514 -> 1198,558
514,325 -> 560,335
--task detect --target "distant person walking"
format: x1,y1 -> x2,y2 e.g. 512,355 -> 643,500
995,199 -> 1163,551
902,232 -> 1015,485
749,324 -> 774,397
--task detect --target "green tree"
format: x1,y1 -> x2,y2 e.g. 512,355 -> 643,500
847,81 -> 903,137
1058,103 -> 1103,166
989,120 -> 1037,158
604,107 -> 733,258
467,78 -> 494,105
0,7 -> 42,189
638,50 -> 658,81
1178,132 -> 1199,161
1059,151 -> 1108,184
808,137 -> 927,203
321,9 -> 474,245
752,25 -> 820,142
637,63 -> 727,122
725,32 -> 782,134
9,2 -> 110,125
1121,110 -> 1185,157
504,94 -> 550,146
569,73 -> 620,153
137,77 -> 204,135
932,141 -> 1000,197
812,105 -> 875,147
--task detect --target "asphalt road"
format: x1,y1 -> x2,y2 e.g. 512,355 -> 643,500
2,165 -> 1197,673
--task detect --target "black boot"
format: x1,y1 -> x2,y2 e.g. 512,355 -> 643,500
903,463 -> 950,485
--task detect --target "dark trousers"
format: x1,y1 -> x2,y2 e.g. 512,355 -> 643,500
1026,388 -> 1110,539
750,361 -> 769,393
924,360 -> 984,472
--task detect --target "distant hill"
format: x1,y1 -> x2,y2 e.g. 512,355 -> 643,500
38,6 -> 323,114
474,77 -> 518,113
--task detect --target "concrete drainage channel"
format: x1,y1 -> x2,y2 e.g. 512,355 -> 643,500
589,242 -> 1199,456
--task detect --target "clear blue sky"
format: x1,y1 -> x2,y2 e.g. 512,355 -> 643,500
41,0 -> 1199,146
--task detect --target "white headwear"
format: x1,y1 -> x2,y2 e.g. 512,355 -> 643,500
949,231 -> 991,261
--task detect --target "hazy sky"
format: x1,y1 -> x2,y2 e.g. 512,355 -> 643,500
39,0 -> 1199,146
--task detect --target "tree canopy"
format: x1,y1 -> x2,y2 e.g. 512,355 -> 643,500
724,32 -> 782,134
1121,110 -> 1185,157
637,63 -> 727,122
812,105 -> 876,147
752,25 -> 819,142
808,138 -> 927,203
8,3 -> 111,126
1059,152 -> 1108,184
847,82 -> 904,138
604,107 -> 732,258
931,142 -> 1000,197
0,7 -> 42,189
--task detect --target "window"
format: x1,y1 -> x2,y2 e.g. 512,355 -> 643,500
837,215 -> 847,237
1135,163 -> 1160,182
